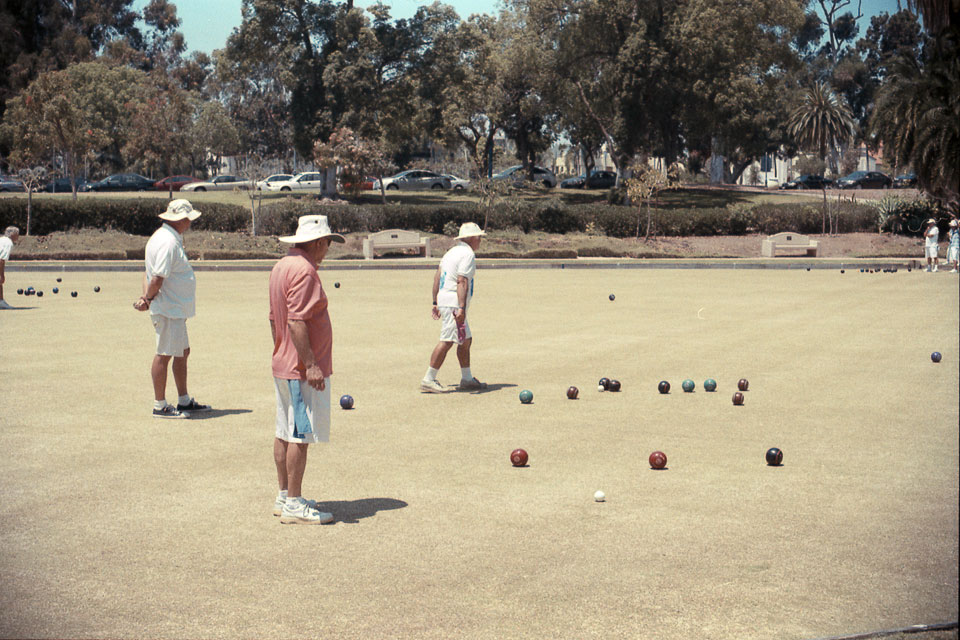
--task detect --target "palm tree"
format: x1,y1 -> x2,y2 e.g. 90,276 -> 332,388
871,30 -> 959,210
787,82 -> 856,234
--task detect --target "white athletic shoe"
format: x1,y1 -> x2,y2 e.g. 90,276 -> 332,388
279,498 -> 333,524
273,495 -> 319,517
420,379 -> 445,393
932,265 -> 938,272
925,266 -> 932,272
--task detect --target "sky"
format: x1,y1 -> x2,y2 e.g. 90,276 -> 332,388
136,0 -> 909,56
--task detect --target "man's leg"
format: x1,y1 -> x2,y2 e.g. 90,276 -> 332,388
152,355 -> 172,402
430,340 -> 455,370
285,442 -> 309,498
456,337 -> 472,368
274,438 -> 289,491
172,347 -> 190,397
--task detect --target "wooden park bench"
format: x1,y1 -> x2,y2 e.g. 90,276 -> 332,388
362,229 -> 431,260
761,231 -> 820,258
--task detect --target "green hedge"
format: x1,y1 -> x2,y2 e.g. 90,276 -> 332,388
0,196 -> 882,239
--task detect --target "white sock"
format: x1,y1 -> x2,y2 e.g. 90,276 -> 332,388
461,367 -> 472,381
178,394 -> 191,406
278,490 -> 288,500
425,367 -> 439,381
154,400 -> 167,410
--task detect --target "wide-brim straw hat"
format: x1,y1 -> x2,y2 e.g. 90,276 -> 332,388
456,222 -> 486,240
159,199 -> 201,222
926,218 -> 937,224
279,214 -> 345,244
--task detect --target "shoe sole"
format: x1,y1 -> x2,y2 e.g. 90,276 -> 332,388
153,413 -> 187,419
420,385 -> 445,393
279,514 -> 334,524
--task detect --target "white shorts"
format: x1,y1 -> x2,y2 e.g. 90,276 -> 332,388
947,246 -> 959,262
274,377 -> 330,444
152,316 -> 189,357
439,306 -> 471,344
925,245 -> 938,258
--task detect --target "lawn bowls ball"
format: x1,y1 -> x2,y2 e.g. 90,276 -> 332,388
704,378 -> 717,392
682,379 -> 695,392
52,288 -> 58,294
25,287 -> 35,296
334,282 -> 340,288
609,294 -> 615,301
94,286 -> 100,292
566,386 -> 579,400
649,451 -> 667,469
931,352 -> 942,363
738,378 -> 749,391
766,447 -> 783,466
519,389 -> 534,404
598,377 -> 610,390
841,269 -> 845,273
36,290 -> 43,297
608,379 -> 621,392
339,394 -> 354,410
510,448 -> 528,467
17,288 -> 23,295
733,391 -> 744,406
658,381 -> 670,394
594,490 -> 606,502
56,277 -> 62,283
71,291 -> 78,297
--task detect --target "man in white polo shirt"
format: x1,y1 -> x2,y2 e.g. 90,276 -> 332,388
133,199 -> 211,418
421,222 -> 488,393
0,226 -> 20,310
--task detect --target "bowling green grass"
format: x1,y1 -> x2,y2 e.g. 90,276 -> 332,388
0,269 -> 957,640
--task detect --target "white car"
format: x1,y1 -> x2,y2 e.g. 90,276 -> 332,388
443,174 -> 471,190
265,172 -> 327,192
492,165 -> 557,188
373,170 -> 451,191
255,174 -> 293,190
181,175 -> 253,192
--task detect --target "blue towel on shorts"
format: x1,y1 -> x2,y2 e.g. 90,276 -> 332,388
288,380 -> 313,438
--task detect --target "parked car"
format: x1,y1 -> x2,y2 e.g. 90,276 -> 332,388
893,173 -> 918,188
0,176 -> 25,192
341,176 -> 375,191
836,171 -> 892,189
779,174 -> 834,190
181,175 -> 253,192
154,175 -> 201,191
374,170 -> 451,191
42,177 -> 88,193
492,165 -> 557,188
265,172 -> 327,192
559,169 -> 617,189
255,174 -> 294,190
442,174 -> 471,190
82,173 -> 155,192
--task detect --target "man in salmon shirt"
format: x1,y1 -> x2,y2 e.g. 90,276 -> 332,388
268,214 -> 344,524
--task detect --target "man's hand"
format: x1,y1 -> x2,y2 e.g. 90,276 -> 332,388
454,307 -> 466,324
431,305 -> 440,320
133,296 -> 150,311
305,363 -> 326,391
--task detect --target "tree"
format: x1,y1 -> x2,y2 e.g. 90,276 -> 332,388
787,81 -> 855,233
14,166 -> 49,237
189,102 -> 242,175
871,30 -> 959,210
313,127 -> 395,202
625,163 -> 668,241
123,78 -> 194,177
1,62 -> 150,197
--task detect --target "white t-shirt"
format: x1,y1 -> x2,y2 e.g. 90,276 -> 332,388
0,236 -> 13,261
925,225 -> 939,247
145,223 -> 196,318
436,241 -> 476,309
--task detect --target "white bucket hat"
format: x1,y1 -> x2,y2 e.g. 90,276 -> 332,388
926,218 -> 937,224
159,199 -> 201,222
456,222 -> 486,240
279,214 -> 345,244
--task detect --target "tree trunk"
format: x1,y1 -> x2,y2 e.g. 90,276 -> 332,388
644,202 -> 652,242
26,190 -> 33,236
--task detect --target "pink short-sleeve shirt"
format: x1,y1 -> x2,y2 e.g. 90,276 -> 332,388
268,248 -> 333,380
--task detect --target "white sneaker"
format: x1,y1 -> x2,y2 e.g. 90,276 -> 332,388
932,265 -> 938,272
280,498 -> 333,524
273,495 -> 319,517
0,300 -> 12,310
420,379 -> 445,393
951,269 -> 958,273
925,266 -> 932,272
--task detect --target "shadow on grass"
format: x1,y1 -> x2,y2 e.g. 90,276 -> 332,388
314,497 -> 408,524
2,306 -> 39,311
459,382 -> 518,395
187,408 -> 254,420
